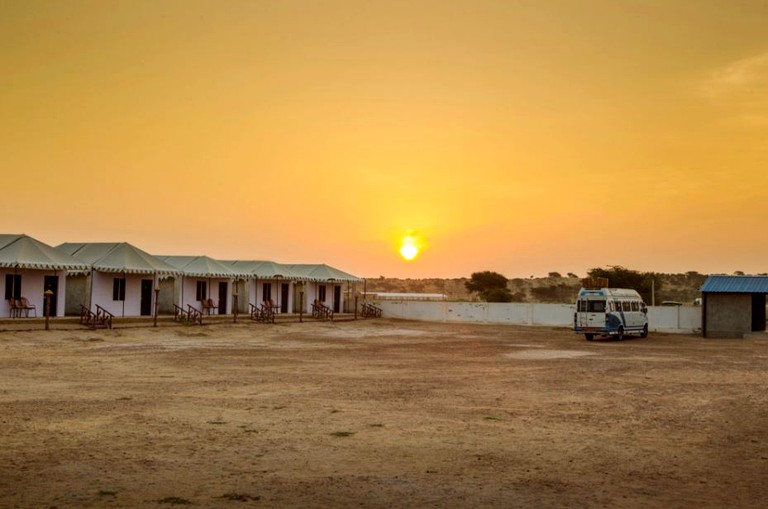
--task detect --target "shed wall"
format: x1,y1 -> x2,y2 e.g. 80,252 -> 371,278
705,293 -> 753,338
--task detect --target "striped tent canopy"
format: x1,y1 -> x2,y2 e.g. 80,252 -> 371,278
0,234 -> 89,272
284,263 -> 361,282
57,242 -> 181,276
226,260 -> 298,279
158,255 -> 250,278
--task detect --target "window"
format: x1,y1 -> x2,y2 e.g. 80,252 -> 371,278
196,281 -> 207,301
622,301 -> 631,312
262,283 -> 271,301
587,300 -> 605,313
318,285 -> 327,302
5,274 -> 21,300
576,300 -> 606,313
631,301 -> 639,312
113,278 -> 126,301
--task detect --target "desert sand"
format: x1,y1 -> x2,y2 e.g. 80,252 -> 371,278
1,319 -> 767,508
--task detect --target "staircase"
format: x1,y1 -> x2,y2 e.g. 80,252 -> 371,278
250,303 -> 275,324
360,302 -> 382,318
80,304 -> 114,329
311,301 -> 334,321
173,304 -> 203,325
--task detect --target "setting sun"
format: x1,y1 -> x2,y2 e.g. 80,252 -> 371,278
399,233 -> 422,261
400,244 -> 419,261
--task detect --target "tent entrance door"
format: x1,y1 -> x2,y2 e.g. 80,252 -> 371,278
140,280 -> 153,316
44,276 -> 58,317
218,282 -> 227,314
333,285 -> 341,313
280,283 -> 289,313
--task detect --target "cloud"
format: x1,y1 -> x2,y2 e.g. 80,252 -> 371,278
701,51 -> 768,126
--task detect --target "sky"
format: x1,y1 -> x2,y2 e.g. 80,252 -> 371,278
1,0 -> 767,278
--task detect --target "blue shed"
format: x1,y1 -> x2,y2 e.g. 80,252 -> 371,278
700,275 -> 768,338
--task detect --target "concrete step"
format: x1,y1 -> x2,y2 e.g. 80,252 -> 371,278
0,312 -> 364,331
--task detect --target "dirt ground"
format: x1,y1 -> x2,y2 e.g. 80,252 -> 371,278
1,319 -> 767,508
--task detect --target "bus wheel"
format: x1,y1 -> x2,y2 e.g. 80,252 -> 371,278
585,334 -> 594,341
616,327 -> 624,341
640,324 -> 648,338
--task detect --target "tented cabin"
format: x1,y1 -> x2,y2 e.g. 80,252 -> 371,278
157,255 -> 250,315
57,243 -> 180,317
226,261 -> 297,315
284,264 -> 361,313
701,275 -> 768,338
0,234 -> 88,318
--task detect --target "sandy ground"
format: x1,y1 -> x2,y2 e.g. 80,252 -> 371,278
1,319 -> 767,508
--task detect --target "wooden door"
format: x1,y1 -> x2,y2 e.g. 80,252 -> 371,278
280,283 -> 289,313
218,282 -> 227,314
333,285 -> 341,313
43,275 -> 58,317
140,279 -> 153,316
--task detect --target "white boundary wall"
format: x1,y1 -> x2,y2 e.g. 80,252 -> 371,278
376,301 -> 702,334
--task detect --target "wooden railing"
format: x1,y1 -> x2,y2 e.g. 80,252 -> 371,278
360,302 -> 382,318
311,301 -> 334,321
186,304 -> 203,325
250,303 -> 274,324
172,304 -> 202,325
80,304 -> 113,329
173,304 -> 188,322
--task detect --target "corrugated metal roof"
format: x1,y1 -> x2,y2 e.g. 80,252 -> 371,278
700,275 -> 768,293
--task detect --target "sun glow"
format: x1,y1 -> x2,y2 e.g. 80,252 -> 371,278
399,233 -> 422,261
400,244 -> 419,260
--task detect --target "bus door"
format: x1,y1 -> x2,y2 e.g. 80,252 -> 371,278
578,298 -> 606,329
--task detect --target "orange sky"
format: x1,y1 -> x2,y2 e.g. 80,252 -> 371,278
2,1 -> 767,278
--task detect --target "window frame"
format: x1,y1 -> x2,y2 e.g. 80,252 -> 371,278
196,281 -> 207,301
4,274 -> 21,300
113,277 -> 126,301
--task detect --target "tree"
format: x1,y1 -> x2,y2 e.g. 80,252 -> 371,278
586,266 -> 659,303
465,271 -> 513,302
548,272 -> 562,278
567,272 -> 578,278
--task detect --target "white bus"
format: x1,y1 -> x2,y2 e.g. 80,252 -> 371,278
574,288 -> 648,341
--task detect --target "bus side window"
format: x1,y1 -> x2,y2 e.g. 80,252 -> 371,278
622,301 -> 631,312
631,301 -> 639,312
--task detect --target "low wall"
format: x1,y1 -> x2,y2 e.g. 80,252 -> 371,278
376,301 -> 702,334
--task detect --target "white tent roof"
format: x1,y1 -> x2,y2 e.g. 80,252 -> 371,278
57,242 -> 181,276
226,260 -> 299,279
284,263 -> 361,282
0,234 -> 89,272
158,255 -> 250,278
